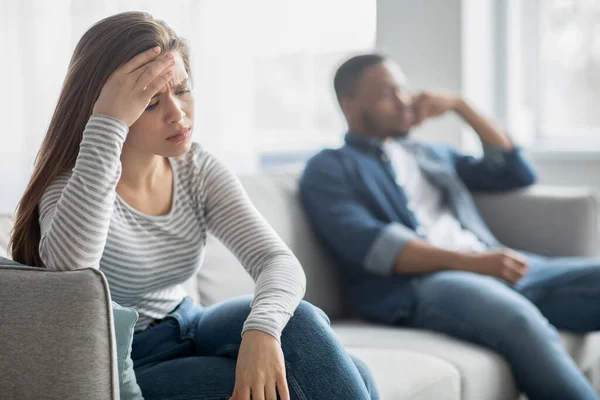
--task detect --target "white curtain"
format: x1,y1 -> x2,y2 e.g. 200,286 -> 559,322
0,0 -> 375,213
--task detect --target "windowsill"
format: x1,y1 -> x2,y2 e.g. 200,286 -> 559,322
529,148 -> 600,162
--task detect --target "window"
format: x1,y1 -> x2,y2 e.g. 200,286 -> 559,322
249,0 -> 377,156
503,0 -> 600,149
0,0 -> 375,212
194,0 -> 376,171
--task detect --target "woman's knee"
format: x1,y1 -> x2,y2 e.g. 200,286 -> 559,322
296,300 -> 329,323
282,300 -> 331,336
348,353 -> 379,399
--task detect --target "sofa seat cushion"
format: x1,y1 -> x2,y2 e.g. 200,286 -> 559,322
347,347 -> 460,400
333,321 -> 519,400
559,331 -> 600,389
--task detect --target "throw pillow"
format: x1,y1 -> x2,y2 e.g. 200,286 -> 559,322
0,255 -> 24,267
111,302 -> 144,400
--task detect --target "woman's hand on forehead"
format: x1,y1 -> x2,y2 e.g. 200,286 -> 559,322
92,46 -> 176,126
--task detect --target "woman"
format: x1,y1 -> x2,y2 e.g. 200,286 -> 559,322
9,11 -> 380,400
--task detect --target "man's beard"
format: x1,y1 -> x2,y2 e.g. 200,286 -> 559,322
361,110 -> 410,138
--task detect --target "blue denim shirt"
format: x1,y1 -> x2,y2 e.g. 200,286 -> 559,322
299,133 -> 537,323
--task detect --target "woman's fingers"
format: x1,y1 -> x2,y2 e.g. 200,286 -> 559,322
142,68 -> 174,99
92,46 -> 180,126
120,46 -> 162,75
265,382 -> 279,400
230,386 -> 250,400
252,385 -> 266,400
133,53 -> 175,92
276,373 -> 291,400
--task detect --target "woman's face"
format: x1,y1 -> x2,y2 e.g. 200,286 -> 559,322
126,52 -> 194,157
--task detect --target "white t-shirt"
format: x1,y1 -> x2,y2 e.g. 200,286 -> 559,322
383,139 -> 487,253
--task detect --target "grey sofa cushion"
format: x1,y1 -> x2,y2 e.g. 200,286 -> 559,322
0,265 -> 118,400
334,321 -> 519,400
474,186 -> 600,257
335,321 -> 600,399
199,168 -> 349,319
347,347 -> 461,400
197,234 -> 255,306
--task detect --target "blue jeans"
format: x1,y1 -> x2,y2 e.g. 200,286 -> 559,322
407,253 -> 600,400
131,296 -> 380,400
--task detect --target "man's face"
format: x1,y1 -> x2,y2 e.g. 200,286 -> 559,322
350,61 -> 415,138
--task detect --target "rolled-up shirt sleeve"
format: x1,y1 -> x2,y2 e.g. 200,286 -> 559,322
451,143 -> 537,191
363,222 -> 418,276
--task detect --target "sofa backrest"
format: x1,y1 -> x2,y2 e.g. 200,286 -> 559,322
197,168 -> 350,319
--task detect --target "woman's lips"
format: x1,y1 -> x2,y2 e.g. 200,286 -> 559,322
167,127 -> 191,143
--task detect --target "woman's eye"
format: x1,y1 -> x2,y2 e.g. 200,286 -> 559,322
145,102 -> 159,111
176,89 -> 191,95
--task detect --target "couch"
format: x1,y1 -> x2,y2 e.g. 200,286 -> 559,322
2,169 -> 600,399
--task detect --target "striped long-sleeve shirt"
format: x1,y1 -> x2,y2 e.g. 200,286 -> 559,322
38,114 -> 306,339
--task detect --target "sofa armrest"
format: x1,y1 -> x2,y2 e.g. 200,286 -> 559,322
473,186 -> 600,257
0,265 -> 119,400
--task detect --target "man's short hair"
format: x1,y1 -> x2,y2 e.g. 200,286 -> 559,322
334,53 -> 386,105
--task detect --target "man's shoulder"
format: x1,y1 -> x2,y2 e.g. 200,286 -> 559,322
301,145 -> 362,189
306,147 -> 341,165
303,148 -> 343,180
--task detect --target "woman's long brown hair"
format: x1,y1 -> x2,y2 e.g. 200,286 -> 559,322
9,12 -> 191,267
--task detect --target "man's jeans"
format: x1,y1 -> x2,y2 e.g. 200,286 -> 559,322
408,253 -> 600,400
131,296 -> 380,400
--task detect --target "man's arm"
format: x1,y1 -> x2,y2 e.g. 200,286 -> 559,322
413,91 -> 536,191
394,239 -> 528,284
454,99 -> 513,150
414,92 -> 512,149
452,98 -> 538,190
393,239 -> 465,274
300,151 -> 528,283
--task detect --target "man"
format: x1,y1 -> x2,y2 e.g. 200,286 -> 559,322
299,54 -> 600,400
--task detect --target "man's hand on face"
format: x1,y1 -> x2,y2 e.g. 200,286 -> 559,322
412,91 -> 461,126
